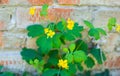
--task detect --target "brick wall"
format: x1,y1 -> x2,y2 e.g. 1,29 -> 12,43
0,0 -> 120,75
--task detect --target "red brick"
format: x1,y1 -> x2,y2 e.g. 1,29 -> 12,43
0,32 -> 3,47
58,0 -> 80,5
104,53 -> 120,69
0,0 -> 9,4
0,21 -> 5,30
16,7 -> 73,28
28,0 -> 53,5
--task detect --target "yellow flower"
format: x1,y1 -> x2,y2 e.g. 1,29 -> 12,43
67,18 -> 75,30
29,7 -> 36,15
58,59 -> 69,69
44,28 -> 55,38
116,24 -> 120,32
47,30 -> 55,38
44,28 -> 49,34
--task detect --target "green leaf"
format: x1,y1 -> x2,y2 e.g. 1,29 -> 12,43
84,57 -> 95,68
65,53 -> 73,63
96,28 -> 107,35
61,18 -> 67,26
88,28 -> 100,40
84,20 -> 94,28
42,69 -> 58,76
47,23 -> 56,31
0,66 -> 3,70
36,36 -> 52,54
90,48 -> 106,64
68,63 -> 77,74
69,43 -> 75,52
48,50 -> 59,66
21,48 -> 37,62
27,24 -> 44,38
73,50 -> 87,63
52,33 -> 62,48
40,11 -> 48,16
40,4 -> 49,16
60,70 -> 70,76
56,22 -> 64,32
67,23 -> 83,38
75,40 -> 88,53
48,56 -> 58,66
77,63 -> 83,71
63,48 -> 69,53
42,4 -> 49,10
107,17 -> 116,31
64,32 -> 75,41
0,72 -> 15,76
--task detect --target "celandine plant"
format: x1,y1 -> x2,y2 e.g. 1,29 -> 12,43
20,4 -> 120,76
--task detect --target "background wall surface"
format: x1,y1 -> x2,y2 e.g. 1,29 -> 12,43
0,0 -> 120,75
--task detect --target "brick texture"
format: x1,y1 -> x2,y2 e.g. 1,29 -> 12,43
0,32 -> 3,47
0,0 -> 9,4
58,0 -> 80,5
28,0 -> 53,5
16,7 -> 92,28
0,0 -> 120,73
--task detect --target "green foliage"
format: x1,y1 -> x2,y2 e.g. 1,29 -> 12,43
73,51 -> 87,63
96,28 -> 107,35
84,20 -> 94,28
36,36 -> 52,54
29,59 -> 45,74
88,28 -> 100,40
0,66 -> 3,70
107,17 -> 116,31
65,53 -> 73,63
42,69 -> 58,76
84,20 -> 107,40
21,48 -> 38,62
69,43 -> 75,52
0,72 -> 15,76
40,4 -> 49,16
75,40 -> 88,53
60,70 -> 70,76
90,48 -> 106,64
84,57 -> 95,68
20,9 -> 113,75
77,63 -> 83,71
27,24 -> 44,38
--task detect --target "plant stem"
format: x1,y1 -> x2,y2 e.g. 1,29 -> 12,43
57,68 -> 61,76
76,35 -> 89,50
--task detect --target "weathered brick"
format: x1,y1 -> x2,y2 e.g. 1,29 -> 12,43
102,33 -> 120,52
58,0 -> 80,5
0,0 -> 9,4
93,7 -> 120,28
26,38 -> 38,49
104,0 -> 120,6
0,8 -> 13,30
104,52 -> 120,69
80,0 -> 120,6
0,32 -> 3,47
0,32 -> 26,50
16,7 -> 92,28
80,0 -> 105,6
28,0 -> 53,5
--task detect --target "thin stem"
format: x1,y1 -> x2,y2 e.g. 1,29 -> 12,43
57,68 -> 61,76
76,35 -> 89,50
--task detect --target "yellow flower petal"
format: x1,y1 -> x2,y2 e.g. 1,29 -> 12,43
58,59 -> 69,69
29,7 -> 36,15
47,30 -> 55,38
116,24 -> 120,32
67,18 -> 75,30
44,28 -> 49,34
